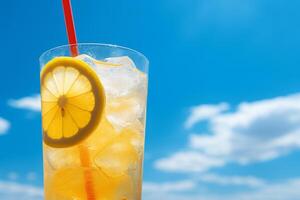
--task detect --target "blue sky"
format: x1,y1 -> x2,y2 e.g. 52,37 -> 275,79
1,0 -> 300,199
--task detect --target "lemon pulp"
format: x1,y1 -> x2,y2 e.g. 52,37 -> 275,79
41,57 -> 105,148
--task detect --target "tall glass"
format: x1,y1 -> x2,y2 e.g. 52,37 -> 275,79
39,44 -> 149,200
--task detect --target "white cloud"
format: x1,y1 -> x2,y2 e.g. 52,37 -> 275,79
189,132 -> 231,156
155,151 -> 225,173
8,95 -> 41,111
143,180 -> 196,193
194,93 -> 300,164
198,173 -> 266,187
0,180 -> 43,200
144,174 -> 266,197
155,93 -> 300,173
185,103 -> 229,129
143,178 -> 300,200
234,178 -> 300,200
0,117 -> 10,135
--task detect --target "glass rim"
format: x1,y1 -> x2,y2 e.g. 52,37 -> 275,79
39,43 -> 149,66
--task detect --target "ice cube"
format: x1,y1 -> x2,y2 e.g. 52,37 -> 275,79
94,130 -> 140,177
85,117 -> 119,156
96,56 -> 147,128
76,54 -> 147,99
119,128 -> 144,156
112,175 -> 134,200
94,56 -> 147,99
106,96 -> 146,130
105,56 -> 136,68
75,54 -> 98,69
76,54 -> 147,129
44,144 -> 81,170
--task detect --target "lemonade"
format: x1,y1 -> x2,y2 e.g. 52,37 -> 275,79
40,45 -> 148,200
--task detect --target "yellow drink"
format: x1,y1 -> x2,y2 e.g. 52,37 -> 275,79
40,45 -> 148,200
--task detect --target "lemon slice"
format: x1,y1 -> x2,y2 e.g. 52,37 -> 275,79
41,57 -> 105,148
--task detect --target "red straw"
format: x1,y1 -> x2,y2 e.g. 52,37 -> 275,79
62,0 -> 79,56
61,1 -> 96,200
